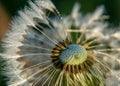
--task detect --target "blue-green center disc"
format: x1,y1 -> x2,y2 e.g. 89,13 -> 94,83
59,44 -> 87,65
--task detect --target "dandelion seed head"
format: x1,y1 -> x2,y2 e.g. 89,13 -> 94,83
1,0 -> 120,86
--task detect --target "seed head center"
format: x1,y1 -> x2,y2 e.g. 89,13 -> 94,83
59,44 -> 87,65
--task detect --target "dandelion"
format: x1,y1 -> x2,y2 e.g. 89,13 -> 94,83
1,0 -> 120,86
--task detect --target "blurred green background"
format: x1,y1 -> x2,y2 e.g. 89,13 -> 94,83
1,0 -> 120,25
0,0 -> 120,86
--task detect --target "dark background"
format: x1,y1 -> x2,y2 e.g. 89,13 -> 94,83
0,0 -> 120,85
1,0 -> 120,25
